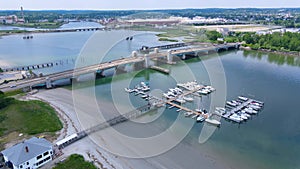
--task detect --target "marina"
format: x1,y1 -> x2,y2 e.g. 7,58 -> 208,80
124,80 -> 220,126
125,81 -> 265,126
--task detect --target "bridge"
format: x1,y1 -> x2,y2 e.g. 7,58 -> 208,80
0,43 -> 240,92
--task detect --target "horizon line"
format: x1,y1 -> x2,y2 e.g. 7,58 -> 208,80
1,7 -> 300,11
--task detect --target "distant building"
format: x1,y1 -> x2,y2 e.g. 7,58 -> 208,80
0,15 -> 18,24
1,137 -> 53,169
217,27 -> 230,36
0,71 -> 24,84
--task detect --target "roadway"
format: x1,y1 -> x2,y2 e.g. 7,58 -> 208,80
0,43 -> 240,92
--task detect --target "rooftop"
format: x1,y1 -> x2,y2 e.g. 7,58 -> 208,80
1,137 -> 52,166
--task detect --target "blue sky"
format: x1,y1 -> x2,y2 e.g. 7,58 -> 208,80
0,0 -> 299,10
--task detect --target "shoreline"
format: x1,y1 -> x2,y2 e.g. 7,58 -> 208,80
240,46 -> 300,57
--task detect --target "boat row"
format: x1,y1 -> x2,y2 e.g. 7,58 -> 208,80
124,82 -> 151,100
177,80 -> 215,95
162,87 -> 194,103
198,85 -> 216,95
217,96 -> 264,123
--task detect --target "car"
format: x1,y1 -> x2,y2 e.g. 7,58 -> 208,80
10,84 -> 16,88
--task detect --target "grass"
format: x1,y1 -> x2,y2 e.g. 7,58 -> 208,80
4,89 -> 24,97
53,154 -> 97,169
0,99 -> 62,136
158,38 -> 178,42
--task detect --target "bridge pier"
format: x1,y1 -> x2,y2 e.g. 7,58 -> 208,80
144,54 -> 150,68
95,70 -> 105,78
46,78 -> 52,89
167,50 -> 173,64
131,51 -> 138,57
70,77 -> 79,83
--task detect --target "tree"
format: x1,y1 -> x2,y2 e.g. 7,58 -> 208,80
205,30 -> 222,41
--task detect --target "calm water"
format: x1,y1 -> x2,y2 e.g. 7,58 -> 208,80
0,29 -> 300,169
91,49 -> 300,169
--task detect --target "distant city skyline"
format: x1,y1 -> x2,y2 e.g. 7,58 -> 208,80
0,0 -> 300,10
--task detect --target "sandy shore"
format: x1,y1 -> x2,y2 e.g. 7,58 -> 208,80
31,88 -> 235,169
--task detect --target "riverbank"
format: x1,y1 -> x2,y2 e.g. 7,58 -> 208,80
240,46 -> 300,57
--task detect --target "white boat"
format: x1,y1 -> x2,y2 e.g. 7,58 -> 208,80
177,83 -> 184,87
238,96 -> 248,101
168,105 -> 175,109
184,112 -> 194,117
167,91 -> 176,97
198,89 -> 209,95
175,87 -> 183,93
239,113 -> 248,120
196,115 -> 205,122
142,86 -> 150,92
141,95 -> 148,99
248,104 -> 261,110
124,88 -> 133,93
175,98 -> 186,104
229,114 -> 242,123
163,93 -> 169,98
183,96 -> 194,102
195,108 -> 202,112
226,101 -> 237,107
241,111 -> 251,117
176,109 -> 182,112
205,118 -> 221,126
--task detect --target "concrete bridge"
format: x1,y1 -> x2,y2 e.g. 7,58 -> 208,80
0,43 -> 240,92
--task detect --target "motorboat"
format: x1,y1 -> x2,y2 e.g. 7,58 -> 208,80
205,118 -> 221,126
229,114 -> 242,123
195,108 -> 202,112
226,101 -> 237,107
124,88 -> 133,93
238,96 -> 248,101
175,98 -> 186,104
198,89 -> 209,95
184,112 -> 194,117
142,86 -> 150,92
183,96 -> 194,102
196,115 -> 205,122
141,95 -> 148,99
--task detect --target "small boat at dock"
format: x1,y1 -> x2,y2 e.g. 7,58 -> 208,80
184,112 -> 194,117
196,115 -> 205,122
183,96 -> 194,102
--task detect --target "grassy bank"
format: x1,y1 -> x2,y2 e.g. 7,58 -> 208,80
53,154 -> 97,169
0,99 -> 62,136
158,37 -> 178,42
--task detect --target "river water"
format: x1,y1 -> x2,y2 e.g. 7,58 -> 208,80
0,24 -> 299,169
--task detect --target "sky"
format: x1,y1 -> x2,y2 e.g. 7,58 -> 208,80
0,0 -> 300,10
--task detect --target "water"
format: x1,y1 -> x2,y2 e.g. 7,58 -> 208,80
91,50 -> 300,169
0,29 -> 300,168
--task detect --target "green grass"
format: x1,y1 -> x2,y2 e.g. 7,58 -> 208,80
53,154 -> 97,169
4,89 -> 24,97
158,37 -> 179,42
0,99 -> 62,136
